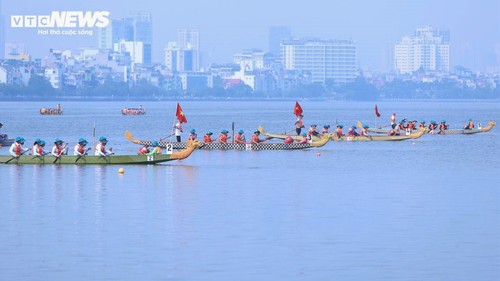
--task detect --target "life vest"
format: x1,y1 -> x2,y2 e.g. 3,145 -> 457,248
218,134 -> 228,143
54,144 -> 64,155
203,135 -> 212,143
335,128 -> 343,136
439,123 -> 447,130
138,146 -> 149,155
407,123 -> 415,130
251,134 -> 260,143
37,146 -> 44,155
15,143 -> 21,155
77,144 -> 85,154
235,134 -> 245,143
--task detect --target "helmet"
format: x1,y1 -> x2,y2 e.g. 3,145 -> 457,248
40,140 -> 46,145
15,136 -> 23,143
152,141 -> 159,146
238,130 -> 244,134
99,136 -> 107,142
206,131 -> 213,135
363,125 -> 369,128
78,138 -> 87,143
221,129 -> 228,134
190,129 -> 196,133
54,138 -> 63,143
254,130 -> 260,134
35,138 -> 41,143
302,133 -> 307,136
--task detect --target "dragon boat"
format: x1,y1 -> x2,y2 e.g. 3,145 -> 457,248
0,140 -> 200,165
122,107 -> 146,115
125,131 -> 329,150
368,121 -> 496,135
0,138 -> 14,147
40,107 -> 63,115
258,125 -> 426,142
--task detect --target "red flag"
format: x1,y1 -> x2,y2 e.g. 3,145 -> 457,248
293,101 -> 303,116
374,104 -> 381,118
176,103 -> 188,123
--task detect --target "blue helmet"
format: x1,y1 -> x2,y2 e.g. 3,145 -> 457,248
190,129 -> 196,133
221,129 -> 228,134
78,138 -> 87,143
40,140 -> 46,145
15,136 -> 25,143
206,131 -> 213,135
238,130 -> 244,134
54,138 -> 63,143
152,141 -> 159,146
302,133 -> 307,136
99,136 -> 107,142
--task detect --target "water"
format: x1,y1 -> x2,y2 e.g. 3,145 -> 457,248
1,100 -> 499,281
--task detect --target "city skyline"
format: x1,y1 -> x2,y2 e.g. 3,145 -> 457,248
1,0 -> 499,71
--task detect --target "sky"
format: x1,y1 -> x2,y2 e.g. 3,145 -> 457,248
2,0 -> 499,71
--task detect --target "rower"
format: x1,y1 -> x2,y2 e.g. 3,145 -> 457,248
218,129 -> 230,144
321,125 -> 330,134
298,133 -> 309,144
334,125 -> 343,138
9,136 -> 30,157
388,124 -> 400,136
137,144 -> 150,155
251,130 -> 263,144
51,138 -> 68,157
188,129 -> 197,140
439,120 -> 448,133
234,130 -> 246,144
295,114 -> 304,135
34,140 -> 48,156
428,120 -> 438,132
95,136 -> 113,156
147,141 -> 162,155
464,119 -> 474,130
307,124 -> 320,138
419,121 -> 426,128
74,138 -> 89,156
32,138 -> 42,155
347,125 -> 359,137
203,131 -> 214,143
361,125 -> 370,136
398,121 -> 406,131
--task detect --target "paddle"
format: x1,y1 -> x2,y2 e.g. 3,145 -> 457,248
52,143 -> 68,164
160,133 -> 175,142
75,148 -> 92,163
5,148 -> 31,164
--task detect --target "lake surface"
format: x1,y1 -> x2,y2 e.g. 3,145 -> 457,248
1,100 -> 499,281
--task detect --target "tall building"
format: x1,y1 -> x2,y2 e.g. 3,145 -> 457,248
177,29 -> 200,70
164,42 -> 198,73
97,11 -> 152,65
394,26 -> 450,74
281,39 -> 357,83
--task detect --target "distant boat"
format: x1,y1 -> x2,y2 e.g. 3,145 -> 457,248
40,104 -> 63,115
122,106 -> 146,115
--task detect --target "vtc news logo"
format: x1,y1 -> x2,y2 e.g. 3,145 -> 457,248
11,11 -> 111,28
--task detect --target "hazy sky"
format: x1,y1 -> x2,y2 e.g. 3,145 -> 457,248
2,0 -> 499,71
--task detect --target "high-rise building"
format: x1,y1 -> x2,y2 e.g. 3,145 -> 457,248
395,26 -> 450,74
281,39 -> 357,83
98,11 -> 152,65
176,29 -> 200,70
164,42 -> 198,73
268,26 -> 291,57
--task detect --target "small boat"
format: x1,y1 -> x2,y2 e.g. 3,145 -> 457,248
125,131 -> 329,150
368,121 -> 496,135
0,140 -> 200,165
122,107 -> 146,115
40,105 -> 63,115
0,138 -> 14,147
258,125 -> 426,142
